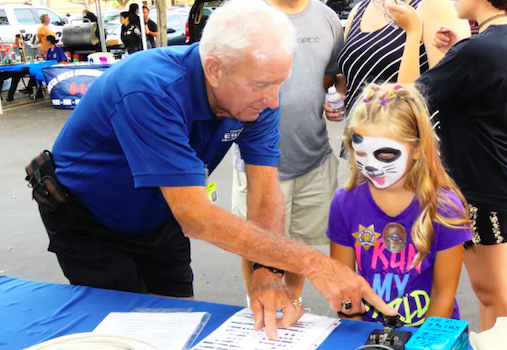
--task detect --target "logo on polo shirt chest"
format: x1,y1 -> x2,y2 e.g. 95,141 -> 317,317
222,127 -> 244,142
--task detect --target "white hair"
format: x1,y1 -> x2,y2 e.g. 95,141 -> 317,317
199,0 -> 296,67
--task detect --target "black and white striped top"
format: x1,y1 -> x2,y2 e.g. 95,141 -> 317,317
338,0 -> 430,112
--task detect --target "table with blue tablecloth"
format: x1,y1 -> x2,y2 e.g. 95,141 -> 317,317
0,61 -> 57,81
0,276 -> 474,350
42,63 -> 112,109
0,61 -> 57,100
0,276 -> 416,350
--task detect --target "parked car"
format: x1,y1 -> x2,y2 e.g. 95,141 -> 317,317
107,8 -> 190,47
64,10 -> 122,36
102,10 -> 122,35
185,0 -> 351,44
325,0 -> 362,28
148,8 -> 190,45
185,0 -> 217,44
0,4 -> 66,44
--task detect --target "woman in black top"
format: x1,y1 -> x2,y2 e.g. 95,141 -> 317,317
324,0 -> 470,159
128,3 -> 141,29
400,0 -> 507,332
324,0 -> 470,123
120,12 -> 141,54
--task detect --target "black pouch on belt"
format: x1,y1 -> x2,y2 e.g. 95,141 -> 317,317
25,150 -> 69,209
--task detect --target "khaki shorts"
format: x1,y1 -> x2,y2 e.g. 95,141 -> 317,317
232,154 -> 339,245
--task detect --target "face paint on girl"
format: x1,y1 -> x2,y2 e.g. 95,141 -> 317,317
351,132 -> 409,189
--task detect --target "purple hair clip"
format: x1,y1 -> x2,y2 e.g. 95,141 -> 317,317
380,98 -> 387,106
394,85 -> 402,90
363,98 -> 370,102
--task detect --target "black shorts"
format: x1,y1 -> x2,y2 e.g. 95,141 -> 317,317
38,197 -> 193,297
465,203 -> 507,248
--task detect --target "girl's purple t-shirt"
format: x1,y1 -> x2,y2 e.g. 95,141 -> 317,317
326,182 -> 472,327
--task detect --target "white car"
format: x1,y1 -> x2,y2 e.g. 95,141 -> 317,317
0,5 -> 66,44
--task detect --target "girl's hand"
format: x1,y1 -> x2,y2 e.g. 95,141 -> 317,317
386,0 -> 422,35
432,25 -> 460,55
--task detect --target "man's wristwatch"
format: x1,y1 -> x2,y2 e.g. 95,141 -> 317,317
252,263 -> 285,277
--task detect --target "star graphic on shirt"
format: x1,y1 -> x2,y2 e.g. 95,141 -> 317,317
352,225 -> 381,251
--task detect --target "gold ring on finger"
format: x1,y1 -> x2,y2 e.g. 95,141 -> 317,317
292,299 -> 302,306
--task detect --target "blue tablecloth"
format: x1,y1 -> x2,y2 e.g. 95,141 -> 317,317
42,63 -> 112,108
0,61 -> 57,82
29,61 -> 57,82
0,276 -> 418,350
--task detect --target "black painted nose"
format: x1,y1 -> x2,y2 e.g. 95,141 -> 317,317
365,166 -> 377,172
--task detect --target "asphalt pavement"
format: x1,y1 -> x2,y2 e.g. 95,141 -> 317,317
0,102 -> 480,332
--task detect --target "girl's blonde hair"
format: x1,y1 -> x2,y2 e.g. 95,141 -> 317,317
344,83 -> 470,266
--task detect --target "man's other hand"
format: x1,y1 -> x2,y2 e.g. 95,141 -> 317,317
249,267 -> 305,339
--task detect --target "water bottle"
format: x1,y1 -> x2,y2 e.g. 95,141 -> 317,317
327,86 -> 345,112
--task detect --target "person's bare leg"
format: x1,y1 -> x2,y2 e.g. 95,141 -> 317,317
479,301 -> 487,332
464,244 -> 507,331
284,272 -> 305,299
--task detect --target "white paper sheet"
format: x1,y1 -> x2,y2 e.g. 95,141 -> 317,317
93,312 -> 208,350
191,308 -> 340,350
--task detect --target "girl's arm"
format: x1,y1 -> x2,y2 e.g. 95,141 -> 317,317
426,245 -> 464,319
330,242 -> 363,321
392,0 -> 471,83
386,1 -> 423,84
419,0 -> 471,68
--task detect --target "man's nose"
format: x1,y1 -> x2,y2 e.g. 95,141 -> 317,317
262,85 -> 281,109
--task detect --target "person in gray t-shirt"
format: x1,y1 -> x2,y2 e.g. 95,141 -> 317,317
233,0 -> 344,301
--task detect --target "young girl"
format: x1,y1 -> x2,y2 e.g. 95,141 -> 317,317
327,83 -> 471,327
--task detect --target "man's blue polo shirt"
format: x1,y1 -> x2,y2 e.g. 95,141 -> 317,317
52,44 -> 281,234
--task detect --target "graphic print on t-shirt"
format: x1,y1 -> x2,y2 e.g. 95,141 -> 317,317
326,184 -> 471,328
353,222 -> 429,327
352,225 -> 381,251
383,223 -> 407,253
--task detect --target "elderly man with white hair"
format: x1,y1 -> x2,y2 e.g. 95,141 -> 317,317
31,0 -> 395,339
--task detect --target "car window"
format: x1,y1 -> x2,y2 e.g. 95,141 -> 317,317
14,9 -> 38,24
0,10 -> 9,25
326,0 -> 362,12
35,8 -> 62,25
167,14 -> 182,30
103,13 -> 120,25
203,1 -> 221,7
178,14 -> 188,27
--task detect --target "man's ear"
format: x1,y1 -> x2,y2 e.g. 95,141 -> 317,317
203,56 -> 223,88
